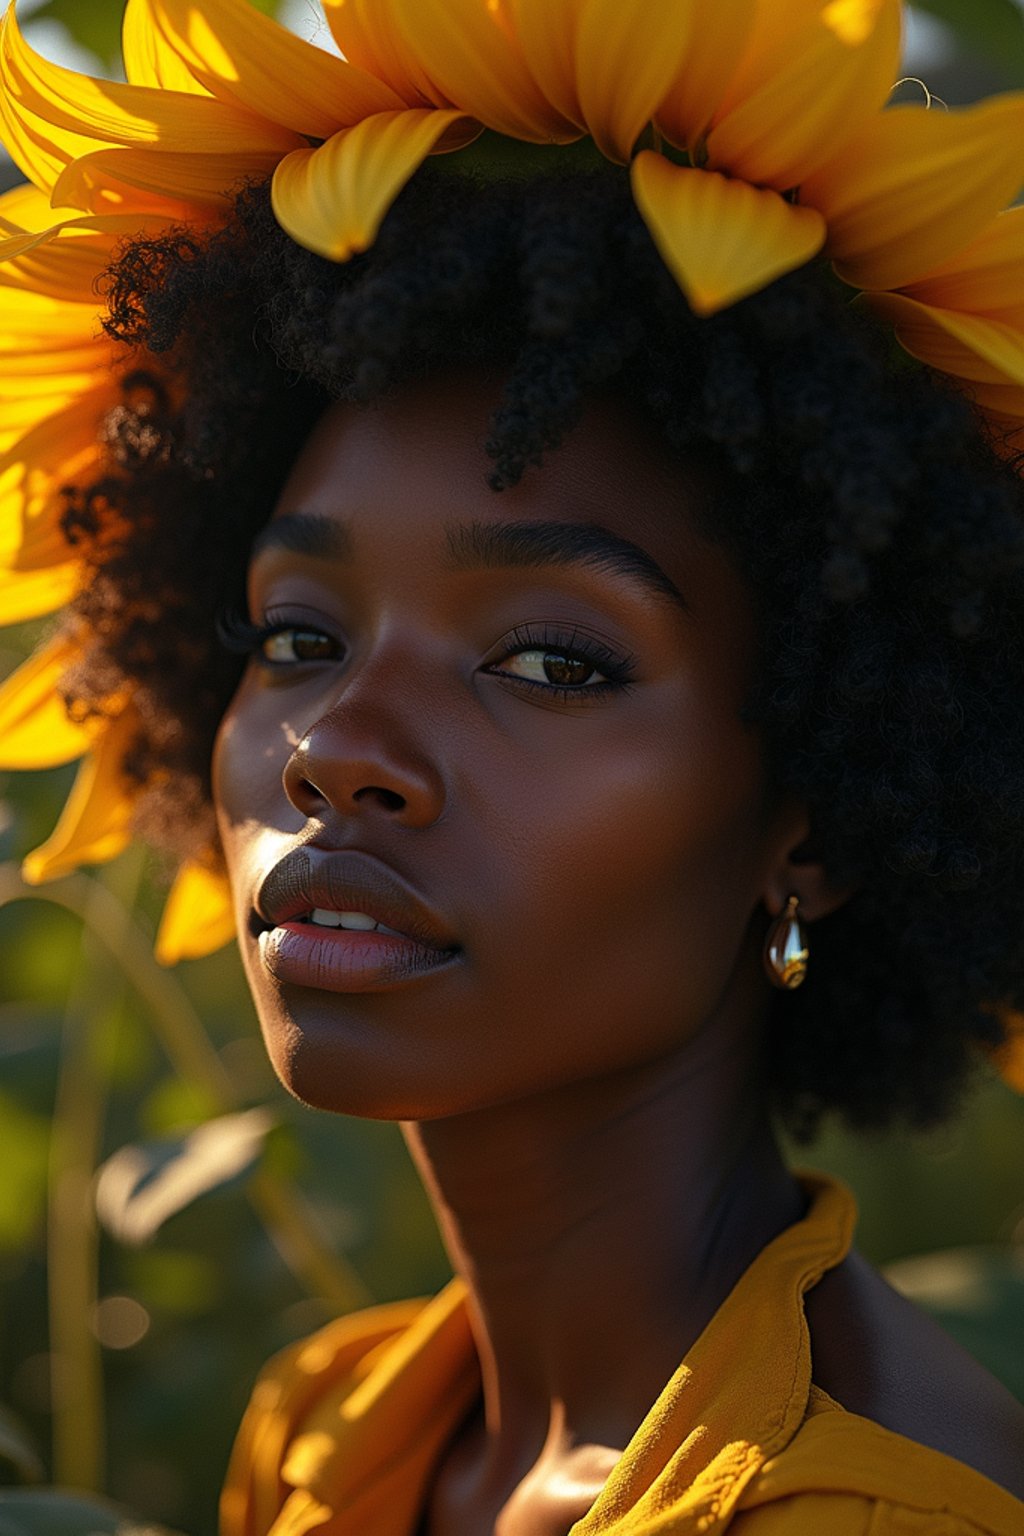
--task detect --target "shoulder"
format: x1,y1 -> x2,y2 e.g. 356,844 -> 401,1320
802,1247 -> 1024,1502
220,1296 -> 429,1536
728,1396 -> 1024,1535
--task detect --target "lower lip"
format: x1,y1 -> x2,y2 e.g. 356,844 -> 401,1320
258,920 -> 461,993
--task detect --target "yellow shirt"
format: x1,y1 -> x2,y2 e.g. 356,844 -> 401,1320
220,1174 -> 1024,1535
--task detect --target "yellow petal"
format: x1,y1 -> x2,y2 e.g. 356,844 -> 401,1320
324,0 -> 446,108
655,0 -> 756,151
508,0 -> 694,160
0,632 -> 93,767
865,291 -> 1024,387
0,181 -> 69,232
272,108 -> 473,263
0,389 -> 113,568
803,95 -> 1024,292
155,856 -> 237,964
631,153 -> 826,316
508,0 -> 582,127
706,0 -> 902,189
138,0 -> 404,139
21,703 -> 139,884
574,0 -> 694,163
388,0 -> 577,142
1,6 -> 300,156
53,145 -> 283,218
0,207 -> 178,302
900,206 -> 1024,317
122,0 -> 211,93
0,561 -> 81,622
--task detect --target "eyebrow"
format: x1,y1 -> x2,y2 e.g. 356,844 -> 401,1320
250,512 -> 352,564
445,520 -> 688,613
250,512 -> 688,614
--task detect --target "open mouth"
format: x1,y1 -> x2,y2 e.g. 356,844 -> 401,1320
302,908 -> 410,939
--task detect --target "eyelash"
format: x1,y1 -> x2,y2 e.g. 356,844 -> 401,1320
216,608 -> 637,704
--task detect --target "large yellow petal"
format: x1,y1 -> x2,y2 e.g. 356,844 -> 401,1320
706,0 -> 901,189
0,207 -> 179,302
0,561 -> 81,622
803,95 -> 1024,292
900,206 -> 1024,317
655,0 -> 756,152
21,703 -> 139,883
155,856 -> 237,964
508,0 -> 695,161
324,0 -> 450,109
122,0 -> 211,93
864,292 -> 1024,388
0,389 -> 114,566
138,0 -> 404,139
0,181 -> 68,232
631,153 -> 826,317
0,632 -> 93,766
574,0 -> 694,163
272,108 -> 474,263
1,6 -> 300,156
388,0 -> 578,142
52,145 -> 284,218
508,0 -> 582,127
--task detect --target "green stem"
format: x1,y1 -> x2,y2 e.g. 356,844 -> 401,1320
46,845 -> 147,1490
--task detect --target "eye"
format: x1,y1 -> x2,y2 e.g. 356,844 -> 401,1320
485,624 -> 636,703
261,627 -> 338,664
500,647 -> 603,689
215,607 -> 343,666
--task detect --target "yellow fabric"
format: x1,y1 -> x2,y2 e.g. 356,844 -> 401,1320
220,1174 -> 1024,1535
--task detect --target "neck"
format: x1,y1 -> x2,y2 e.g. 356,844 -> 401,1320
402,1002 -> 804,1477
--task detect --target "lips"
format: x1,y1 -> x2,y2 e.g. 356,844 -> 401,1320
255,847 -> 460,954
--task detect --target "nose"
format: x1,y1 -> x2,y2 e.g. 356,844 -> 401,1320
281,662 -> 447,830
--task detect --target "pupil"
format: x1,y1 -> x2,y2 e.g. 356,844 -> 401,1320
544,651 -> 592,687
263,629 -> 334,662
293,631 -> 333,660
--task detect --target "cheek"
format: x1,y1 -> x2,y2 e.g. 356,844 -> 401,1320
456,689 -> 772,1082
211,684 -> 298,893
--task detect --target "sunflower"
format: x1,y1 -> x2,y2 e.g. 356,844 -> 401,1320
1,0 -> 1023,967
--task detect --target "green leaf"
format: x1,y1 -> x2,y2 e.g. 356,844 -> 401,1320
26,0 -> 124,71
913,0 -> 1024,82
30,0 -> 288,69
0,1489 -> 185,1536
95,1108 -> 276,1245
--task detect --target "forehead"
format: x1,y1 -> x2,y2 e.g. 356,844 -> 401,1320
276,370 -> 712,540
268,371 -> 719,572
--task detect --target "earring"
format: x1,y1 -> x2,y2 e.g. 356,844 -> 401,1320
764,895 -> 809,990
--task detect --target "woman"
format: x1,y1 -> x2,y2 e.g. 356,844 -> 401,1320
0,1 -> 1023,1531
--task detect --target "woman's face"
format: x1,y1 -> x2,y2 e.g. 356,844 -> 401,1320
212,372 -> 796,1119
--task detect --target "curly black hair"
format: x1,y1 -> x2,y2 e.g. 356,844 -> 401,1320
53,162 -> 1024,1138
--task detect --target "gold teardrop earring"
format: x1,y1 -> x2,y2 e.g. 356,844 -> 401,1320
763,895 -> 809,990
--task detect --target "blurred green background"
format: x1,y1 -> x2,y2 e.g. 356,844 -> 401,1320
1,2 -> 1023,1534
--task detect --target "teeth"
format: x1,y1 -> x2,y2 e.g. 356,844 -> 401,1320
308,908 -> 406,938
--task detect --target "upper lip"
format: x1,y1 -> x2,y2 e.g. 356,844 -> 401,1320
255,848 -> 460,952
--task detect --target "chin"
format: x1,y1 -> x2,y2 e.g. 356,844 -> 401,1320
258,1017 -> 467,1122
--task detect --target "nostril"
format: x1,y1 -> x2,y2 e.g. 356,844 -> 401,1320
353,786 -> 405,811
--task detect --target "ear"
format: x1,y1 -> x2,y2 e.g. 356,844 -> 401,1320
761,797 -> 855,923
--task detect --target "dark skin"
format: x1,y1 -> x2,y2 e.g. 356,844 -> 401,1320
212,372 -> 1024,1534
